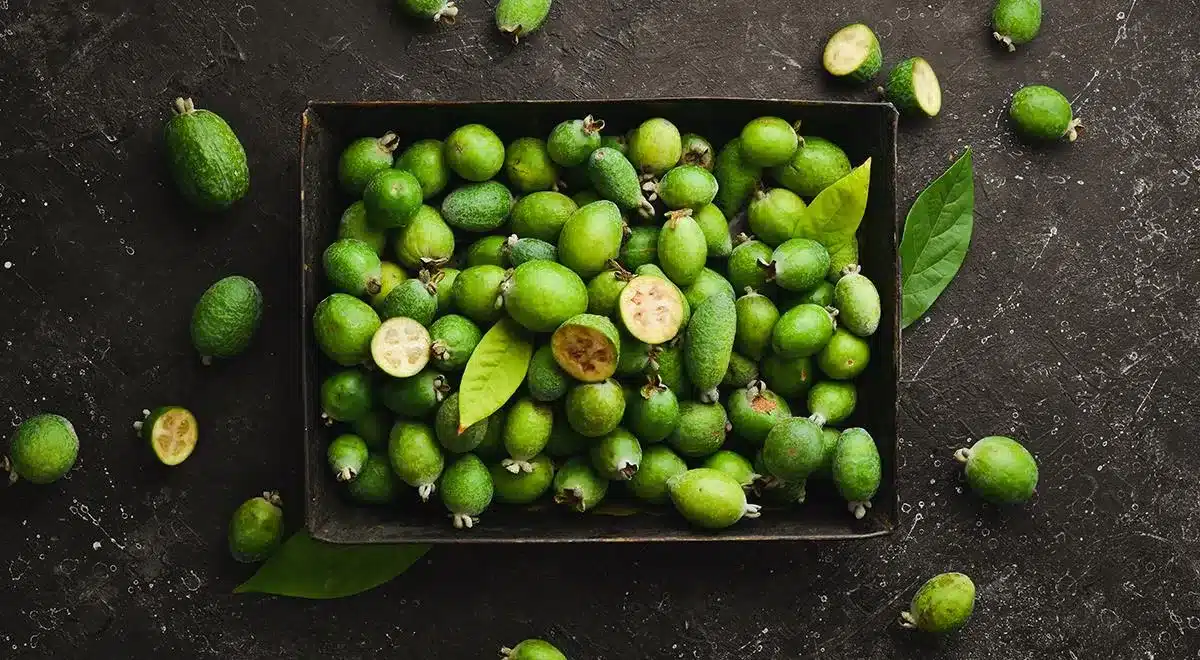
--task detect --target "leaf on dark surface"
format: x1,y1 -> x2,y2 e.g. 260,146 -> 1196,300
234,531 -> 429,599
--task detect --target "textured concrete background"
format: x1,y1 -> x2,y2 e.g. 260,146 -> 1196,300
1,0 -> 1198,657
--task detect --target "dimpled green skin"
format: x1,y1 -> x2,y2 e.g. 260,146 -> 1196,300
616,333 -> 652,377
503,397 -> 554,463
545,415 -> 588,457
684,267 -> 735,312
817,329 -> 871,380
749,188 -> 806,247
374,263 -> 406,308
740,117 -> 799,168
692,204 -> 732,257
510,192 -> 578,243
395,139 -> 449,200
495,0 -> 552,41
503,260 -> 589,333
320,369 -> 373,422
769,239 -> 831,292
735,291 -> 779,360
902,573 -> 976,634
558,200 -> 625,279
832,427 -> 881,517
667,401 -> 728,458
571,189 -> 600,206
649,342 -> 691,399
435,392 -> 489,453
668,468 -> 759,530
553,456 -> 609,512
323,238 -> 383,297
590,427 -> 643,480
429,314 -> 482,372
629,118 -> 683,175
348,453 -> 401,504
452,265 -> 507,324
565,379 -> 625,438
759,353 -> 813,399
444,124 -> 505,182
313,294 -> 380,366
508,237 -> 557,266
547,116 -> 604,167
338,134 -> 398,197
587,269 -> 630,317
762,416 -> 825,482
394,205 -> 455,270
467,235 -> 509,268
363,168 -> 423,229
679,133 -> 715,170
772,303 -> 835,359
228,494 -> 283,562
433,267 -> 459,311
722,352 -> 759,388
812,427 -> 841,479
327,434 -> 368,481
771,137 -> 852,198
402,0 -> 458,21
883,57 -> 942,118
473,408 -> 507,462
165,99 -> 250,211
441,181 -> 514,233
491,454 -> 555,504
808,381 -> 857,426
728,239 -> 776,295
377,278 -> 438,326
625,382 -> 680,444
380,368 -> 447,418
702,449 -> 758,487
727,386 -> 791,446
993,0 -> 1041,49
793,280 -> 835,308
628,444 -> 688,504
338,201 -> 387,255
7,414 -> 78,484
505,137 -> 558,192
387,421 -> 444,499
684,294 -> 737,401
657,165 -> 718,210
957,436 -> 1039,504
713,138 -> 761,216
527,345 -> 570,402
192,275 -> 263,360
1010,85 -> 1077,141
352,409 -> 392,450
587,147 -> 654,217
440,454 -> 494,528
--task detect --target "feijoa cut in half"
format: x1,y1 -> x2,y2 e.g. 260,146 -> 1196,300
371,317 -> 432,377
618,275 -> 686,345
135,406 -> 198,466
551,313 -> 621,383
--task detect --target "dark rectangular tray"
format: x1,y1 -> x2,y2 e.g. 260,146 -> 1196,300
301,98 -> 900,543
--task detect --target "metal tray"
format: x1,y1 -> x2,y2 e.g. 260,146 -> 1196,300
301,98 -> 900,543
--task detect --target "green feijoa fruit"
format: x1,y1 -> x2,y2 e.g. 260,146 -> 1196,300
629,118 -> 683,176
320,369 -> 373,422
502,396 -> 554,472
494,0 -> 552,41
565,378 -> 625,438
553,456 -> 609,512
626,377 -> 680,444
192,275 -> 263,363
684,267 -> 735,312
442,181 -> 514,233
545,413 -> 588,457
502,260 -> 589,333
380,368 -> 449,418
832,427 -> 881,519
347,453 -> 401,505
551,313 -> 620,382
394,205 -> 455,270
491,454 -> 555,504
812,426 -> 841,480
900,573 -> 976,634
762,416 -> 824,482
363,168 -> 423,229
748,188 -> 805,247
401,0 -> 459,22
558,200 -> 626,279
619,275 -> 686,345
740,117 -> 799,168
323,238 -> 383,298
759,474 -> 808,506
475,407 -> 508,462
377,278 -> 438,326
765,238 -> 831,292
395,139 -> 450,200
6,414 -> 78,484
505,137 -> 558,192
667,468 -> 761,529
338,201 -> 387,256
387,420 -> 444,501
452,265 -> 507,324
527,344 -> 570,402
506,236 -> 558,266
759,353 -> 813,399
590,427 -> 643,481
371,262 -> 407,309
571,188 -> 601,206
954,436 -> 1039,504
702,450 -> 758,488
587,268 -> 631,317
679,133 -> 715,170
655,165 -> 718,211
807,381 -> 857,426
466,235 -> 509,268
429,314 -> 482,372
722,352 -> 759,389
435,392 -> 489,453
338,132 -> 399,197
727,382 -> 791,447
509,191 -> 578,243
790,280 -> 835,308
587,147 -> 655,218
444,124 -> 505,182
771,136 -> 852,198
620,226 -> 659,270
228,492 -> 283,562
351,408 -> 392,450
135,406 -> 197,466
616,332 -> 652,377
649,341 -> 690,398
371,317 -> 433,378
313,293 -> 381,366
667,401 -> 728,459
822,23 -> 883,82
693,204 -> 732,258
432,267 -> 459,312
1010,85 -> 1081,142
684,294 -> 737,403
734,289 -> 779,361
713,138 -> 761,217
817,328 -> 870,380
628,444 -> 688,504
727,237 -> 776,295
658,210 -> 708,286
327,433 -> 368,482
635,264 -> 691,328
165,98 -> 250,211
993,0 -> 1041,51
547,115 -> 604,167
600,134 -> 627,155
440,454 -> 494,529
881,57 -> 942,118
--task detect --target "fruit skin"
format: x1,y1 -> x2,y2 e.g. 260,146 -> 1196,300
495,0 -> 553,41
740,117 -> 799,168
551,313 -> 621,382
748,188 -> 805,247
881,57 -> 942,118
590,427 -> 643,480
832,427 -> 881,518
587,147 -> 654,218
502,397 -> 554,472
565,379 -> 625,438
377,278 -> 438,327
625,378 -> 680,444
444,124 -> 505,182
817,328 -> 871,380
772,303 -> 836,359
683,267 -> 735,315
475,407 -> 508,462
1010,85 -> 1079,141
401,0 -> 459,22
726,383 -> 791,447
380,368 -> 449,418
901,573 -> 976,634
510,191 -> 578,243
557,200 -> 625,279
812,426 -> 842,480
955,436 -> 1038,504
679,133 -> 715,170
759,353 -> 813,399
722,352 -> 759,389
507,236 -> 558,266
429,314 -> 482,372
547,115 -> 604,167
831,265 -> 879,335
328,434 -> 369,482
347,453 -> 401,504
734,290 -> 779,360
587,269 -> 630,317
505,137 -> 558,192
789,280 -> 834,308
394,205 -> 455,270
620,226 -> 659,270
629,118 -> 683,176
323,238 -> 383,297
312,294 -> 381,366
807,381 -> 857,426
164,98 -> 249,211
545,414 -> 588,457
395,139 -> 450,200
320,369 -> 373,422
191,275 -> 263,362
658,210 -> 708,287
827,237 -> 860,282
363,168 -> 423,229
992,0 -> 1041,50
728,238 -> 776,295
762,416 -> 825,483
822,23 -> 883,82
491,454 -> 555,504
656,165 -> 719,210
6,414 -> 78,484
452,265 -> 507,324
527,345 -> 570,402
503,260 -> 589,333
431,267 -> 459,312
684,294 -> 737,402
628,444 -> 688,504
338,133 -> 399,197
338,201 -> 387,256
767,238 -> 831,292
552,456 -> 609,512
440,454 -> 494,529
702,449 -> 758,487
351,409 -> 392,450
648,342 -> 690,399
667,468 -> 761,530
466,236 -> 509,269
228,492 -> 284,563
667,401 -> 728,458
713,138 -> 761,216
435,392 -> 490,453
615,332 -> 652,377
693,203 -> 732,258
441,181 -> 514,233
771,136 -> 851,198
371,262 -> 407,308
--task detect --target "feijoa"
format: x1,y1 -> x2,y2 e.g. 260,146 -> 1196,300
832,427 -> 881,519
466,235 -> 509,268
649,342 -> 690,399
502,260 -> 589,333
393,205 -> 455,270
441,181 -> 514,233
619,225 -> 658,270
440,454 -> 494,529
323,238 -> 383,298
565,378 -> 625,438
722,352 -> 759,389
551,313 -> 620,382
552,456 -> 609,512
618,275 -> 686,345
347,453 -> 401,505
395,139 -> 450,199
726,381 -> 791,447
505,137 -> 558,192
377,278 -> 438,326
740,117 -> 799,168
444,124 -> 505,182
667,401 -> 728,459
313,293 -> 380,366
510,191 -> 578,242
655,165 -> 718,210
701,450 -> 758,488
734,289 -> 779,360
388,421 -> 444,501
679,133 -> 715,170
320,369 -> 373,423
625,377 -> 680,444
5,414 -> 79,484
435,392 -> 489,453
371,317 -> 432,378
557,200 -> 625,279
1010,84 -> 1080,142
352,408 -> 392,450
748,188 -> 805,247
363,168 -> 423,229
658,209 -> 708,286
822,23 -> 883,82
668,468 -> 761,529
772,303 -> 835,358
401,0 -> 459,22
992,0 -> 1041,51
587,267 -> 631,317
429,314 -> 482,372
590,427 -> 642,480
506,235 -> 558,266
338,201 -> 387,256
587,147 -> 654,218
683,294 -> 737,402
762,416 -> 824,482
371,262 -> 407,309
954,435 -> 1038,504
900,573 -> 976,634
491,453 -> 555,504
713,138 -> 761,216
683,267 -> 735,312
765,238 -> 830,292
228,491 -> 283,562
628,444 -> 687,504
380,368 -> 449,418
136,406 -> 198,466
338,132 -> 399,197
192,275 -> 263,364
881,57 -> 942,118
727,237 -> 776,295
693,203 -> 732,258
628,117 -> 683,176
502,397 -> 554,473
817,328 -> 870,380
327,433 -> 368,482
547,115 -> 604,167
771,136 -> 851,198
165,98 -> 250,211
527,344 -> 570,402
807,381 -> 857,427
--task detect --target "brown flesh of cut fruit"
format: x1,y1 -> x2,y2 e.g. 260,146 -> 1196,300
153,408 -> 196,464
552,326 -> 616,383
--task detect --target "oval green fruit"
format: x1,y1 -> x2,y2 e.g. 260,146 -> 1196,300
395,138 -> 450,199
649,342 -> 690,399
401,0 -> 459,22
429,314 -> 482,372
759,354 -> 813,399
452,264 -> 507,324
726,382 -> 791,447
658,210 -> 708,286
901,573 -> 976,634
832,427 -> 881,518
565,379 -> 625,438
435,392 -> 490,453
372,262 -> 406,309
495,0 -> 552,41
547,115 -> 604,167
625,378 -> 680,444
228,492 -> 283,563
713,138 -> 761,216
817,328 -> 870,380
667,401 -> 728,458
440,454 -> 494,529
790,280 -> 835,308
587,147 -> 654,218
615,331 -> 652,377
551,313 -> 620,382
545,414 -> 588,457
444,124 -> 505,182
557,199 -> 625,279
552,456 -> 609,512
955,435 -> 1038,504
693,203 -> 732,258
507,236 -> 557,266
527,344 -> 570,402
628,117 -> 683,176
807,381 -> 857,426
684,267 -> 735,312
734,289 -> 779,361
772,303 -> 835,358
684,294 -> 737,402
668,468 -> 761,529
388,420 -> 444,501
502,260 -> 589,333
491,454 -> 555,504
510,191 -> 577,242
320,369 -> 373,422
656,165 -> 718,210
323,238 -> 383,298
620,226 -> 659,270
993,0 -> 1041,51
702,450 -> 758,487
192,275 -> 263,363
504,137 -> 558,192
327,433 -> 368,482
313,293 -> 381,366
338,201 -> 387,256
363,168 -> 423,229
679,133 -> 715,170
6,413 -> 78,484
587,268 -> 631,317
442,181 -> 514,233
338,132 -> 399,197
628,444 -> 687,504
377,278 -> 438,326
766,238 -> 830,292
727,237 -> 776,295
771,136 -> 852,198
748,188 -> 805,247
351,409 -> 392,450
165,98 -> 249,211
431,266 -> 459,312
589,427 -> 643,480
502,397 -> 554,472
348,453 -> 401,504
1010,84 -> 1080,142
380,368 -> 449,418
740,116 -> 799,168
762,416 -> 824,482
393,205 -> 455,270
466,235 -> 509,268
722,351 -> 759,389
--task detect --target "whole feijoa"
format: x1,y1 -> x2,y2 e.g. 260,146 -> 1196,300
323,238 -> 383,298
679,133 -> 715,170
429,314 -> 482,372
395,138 -> 450,199
377,278 -> 438,327
589,427 -> 643,480
401,0 -> 459,22
833,264 -> 881,336
228,491 -> 284,563
657,209 -> 709,287
527,345 -> 570,402
739,117 -> 799,167
312,293 -> 380,366
992,0 -> 1041,51
452,264 -> 507,325
759,354 -> 814,399
734,288 -> 779,361
587,146 -> 655,218
347,453 -> 401,504
504,137 -> 558,192
762,416 -> 825,484
772,303 -> 836,359
683,294 -> 737,403
465,232 -> 507,268
6,414 -> 79,484
667,401 -> 728,459
628,444 -> 688,504
748,188 -> 806,247
440,454 -> 494,529
502,397 -> 554,473
726,382 -> 791,447
320,369 -> 373,423
502,260 -> 588,333
656,165 -> 718,211
954,436 -> 1038,504
510,191 -> 578,243
771,136 -> 852,198
1010,85 -> 1080,142
327,433 -> 368,482
628,117 -> 683,176
807,381 -> 857,426
557,200 -> 625,280
387,421 -> 444,501
435,392 -> 489,453
722,352 -> 759,389
702,449 -> 758,488
667,468 -> 761,530
380,368 -> 449,418
363,168 -> 423,229
441,181 -> 514,233
338,201 -> 387,256
565,379 -> 626,438
506,236 -> 557,267
831,427 -> 881,519
552,456 -> 609,512
165,98 -> 250,211
393,205 -> 455,270
765,238 -> 831,292
495,0 -> 553,43
816,328 -> 870,380
727,237 -> 776,295
444,124 -> 505,181
191,275 -> 263,363
490,453 -> 556,504
547,115 -> 604,167
684,267 -> 735,312
338,132 -> 399,197
713,138 -> 761,217
900,573 -> 976,634
625,377 -> 681,444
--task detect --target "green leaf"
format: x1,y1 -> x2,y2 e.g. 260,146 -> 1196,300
793,158 -> 872,246
234,531 -> 429,599
459,318 -> 533,429
900,149 -> 974,328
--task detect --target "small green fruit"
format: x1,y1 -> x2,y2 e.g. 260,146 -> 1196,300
748,188 -> 805,247
363,168 -> 423,229
444,124 -> 505,182
429,314 -> 482,372
625,377 -> 680,444
313,294 -> 381,366
657,209 -> 708,286
726,382 -> 791,447
491,454 -> 555,504
628,117 -> 683,176
323,238 -> 383,298
387,421 -> 444,501
587,147 -> 654,218
466,235 -> 509,268
832,427 -> 882,519
772,303 -> 836,359
338,133 -> 398,196
683,267 -> 735,312
371,262 -> 407,309
722,352 -> 759,389
1010,85 -> 1080,142
881,57 -> 942,118
192,275 -> 264,363
338,201 -> 387,255
667,401 -> 728,459
441,181 -> 514,233
679,133 -> 715,170
654,165 -> 718,210
380,368 -> 449,418
817,328 -> 870,380
834,264 -> 881,336
727,237 -> 776,295
347,453 -> 401,505
506,236 -> 558,267
551,313 -> 620,382
502,397 -> 554,473
762,416 -> 824,483
740,117 -> 799,167
545,414 -> 588,458
547,115 -> 604,167
589,427 -> 643,480
504,137 -> 558,192
618,275 -> 686,346
452,265 -> 507,325
693,203 -> 732,258
327,434 -> 368,482
764,238 -> 831,292
620,226 -> 659,270
900,573 -> 976,634
807,381 -> 857,427
440,454 -> 494,529
759,353 -> 813,399
668,468 -> 761,529
684,294 -> 737,402
552,456 -> 609,512
503,260 -> 589,333
527,345 -> 571,402
400,0 -> 459,22
377,278 -> 438,326
6,414 -> 78,484
587,268 -> 631,317
228,491 -> 284,563
702,449 -> 758,487
734,289 -> 779,361
393,205 -> 455,270
628,444 -> 688,504
993,0 -> 1041,51
320,369 -> 373,423
713,138 -> 761,217
395,138 -> 450,199
351,409 -> 392,450
510,191 -> 578,242
557,200 -> 625,280
435,392 -> 489,453
565,379 -> 625,438
771,136 -> 852,198
822,23 -> 883,82
955,436 -> 1038,504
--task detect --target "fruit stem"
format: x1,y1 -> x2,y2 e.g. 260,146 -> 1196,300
451,512 -> 477,529
899,611 -> 918,629
993,31 -> 1016,52
698,386 -> 720,404
263,490 -> 283,507
743,503 -> 763,519
640,373 -> 666,398
500,24 -> 524,45
417,483 -> 436,502
200,355 -> 213,366
954,447 -> 971,463
641,179 -> 659,202
2,456 -> 16,485
434,0 -> 458,23
841,263 -> 862,277
876,85 -> 887,98
808,413 -> 826,428
791,119 -> 803,133
636,199 -> 655,219
733,232 -> 752,246
366,277 -> 382,296
501,458 -> 524,474
379,132 -> 400,152
554,487 -> 585,512
848,500 -> 870,519
756,257 -> 777,281
500,648 -> 515,658
618,462 -> 638,480
172,97 -> 195,115
582,115 -> 606,134
336,467 -> 356,482
1065,118 -> 1082,142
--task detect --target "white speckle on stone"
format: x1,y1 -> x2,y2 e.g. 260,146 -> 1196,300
3,262 -> 10,269
92,541 -> 101,550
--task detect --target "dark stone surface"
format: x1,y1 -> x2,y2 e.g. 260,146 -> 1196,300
1,0 -> 1197,657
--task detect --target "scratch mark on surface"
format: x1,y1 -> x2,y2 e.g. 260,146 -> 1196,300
909,317 -> 960,382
